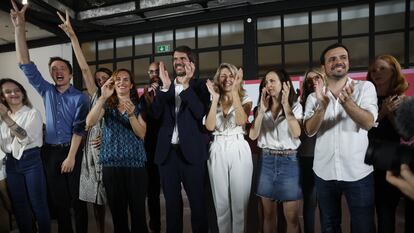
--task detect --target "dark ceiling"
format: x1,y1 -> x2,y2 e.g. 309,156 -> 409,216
0,0 -> 366,51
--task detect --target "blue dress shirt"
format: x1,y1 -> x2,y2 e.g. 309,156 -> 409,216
19,63 -> 89,145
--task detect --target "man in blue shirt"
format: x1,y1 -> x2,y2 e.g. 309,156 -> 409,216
12,2 -> 89,233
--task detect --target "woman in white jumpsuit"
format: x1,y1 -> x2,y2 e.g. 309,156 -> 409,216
205,63 -> 253,233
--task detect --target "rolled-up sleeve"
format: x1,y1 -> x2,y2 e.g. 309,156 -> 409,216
72,95 -> 90,136
360,81 -> 378,122
19,63 -> 51,96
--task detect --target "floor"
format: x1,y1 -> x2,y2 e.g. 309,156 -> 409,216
0,188 -> 409,233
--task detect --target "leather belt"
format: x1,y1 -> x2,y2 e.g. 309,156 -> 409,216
45,143 -> 71,148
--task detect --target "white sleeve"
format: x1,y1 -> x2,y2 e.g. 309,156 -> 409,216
12,109 -> 43,159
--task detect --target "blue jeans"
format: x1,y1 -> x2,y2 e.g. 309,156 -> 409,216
315,173 -> 374,233
6,147 -> 51,233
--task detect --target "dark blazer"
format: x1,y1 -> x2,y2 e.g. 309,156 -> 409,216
152,78 -> 210,165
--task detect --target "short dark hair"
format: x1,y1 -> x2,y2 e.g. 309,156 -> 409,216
0,78 -> 32,108
173,46 -> 197,65
48,57 -> 73,74
320,43 -> 350,65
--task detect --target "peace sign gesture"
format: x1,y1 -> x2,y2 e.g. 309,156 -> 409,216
10,0 -> 28,28
57,9 -> 75,38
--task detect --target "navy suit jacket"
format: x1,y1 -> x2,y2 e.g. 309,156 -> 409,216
152,78 -> 210,165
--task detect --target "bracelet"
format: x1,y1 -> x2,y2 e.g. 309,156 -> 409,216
128,113 -> 135,118
7,122 -> 17,128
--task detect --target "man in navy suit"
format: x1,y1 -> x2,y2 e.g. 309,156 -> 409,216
152,46 -> 210,233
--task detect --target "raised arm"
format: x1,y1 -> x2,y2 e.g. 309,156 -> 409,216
11,0 -> 30,64
281,82 -> 301,138
205,79 -> 219,131
232,68 -> 251,126
57,10 -> 97,96
338,81 -> 377,130
86,78 -> 113,127
249,88 -> 269,140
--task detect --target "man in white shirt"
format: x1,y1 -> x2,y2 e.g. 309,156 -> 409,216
304,43 -> 378,233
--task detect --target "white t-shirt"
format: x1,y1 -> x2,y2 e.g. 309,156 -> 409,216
304,78 -> 378,182
257,101 -> 303,150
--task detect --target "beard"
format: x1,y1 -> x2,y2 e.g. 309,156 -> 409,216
329,64 -> 348,79
174,64 -> 186,77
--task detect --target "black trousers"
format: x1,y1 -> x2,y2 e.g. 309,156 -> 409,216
103,166 -> 148,233
147,161 -> 161,232
41,144 -> 87,233
374,170 -> 414,233
159,146 -> 208,233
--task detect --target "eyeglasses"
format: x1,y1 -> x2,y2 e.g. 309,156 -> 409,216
147,69 -> 159,75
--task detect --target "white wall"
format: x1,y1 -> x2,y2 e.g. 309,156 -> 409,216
0,43 -> 72,121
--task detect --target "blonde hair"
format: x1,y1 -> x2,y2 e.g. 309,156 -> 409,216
301,68 -> 327,104
212,63 -> 246,103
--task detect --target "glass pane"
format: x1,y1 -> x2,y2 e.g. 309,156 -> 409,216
97,63 -> 113,71
221,20 -> 244,46
198,24 -> 218,48
176,27 -> 195,48
98,39 -> 113,60
411,0 -> 414,27
258,45 -> 281,76
375,33 -> 404,63
116,36 -> 133,58
116,60 -> 131,71
285,43 -> 309,73
375,0 -> 405,32
134,58 -> 150,86
155,31 -> 173,54
257,16 -> 281,44
284,12 -> 308,41
312,9 -> 338,38
221,49 -> 243,68
155,55 -> 173,76
81,42 -> 96,62
411,31 -> 414,63
199,52 -> 219,79
135,33 -> 152,55
343,37 -> 369,68
312,40 -> 338,65
342,4 -> 369,36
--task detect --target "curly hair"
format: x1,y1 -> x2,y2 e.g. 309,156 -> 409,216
106,69 -> 139,109
212,63 -> 246,104
367,55 -> 408,96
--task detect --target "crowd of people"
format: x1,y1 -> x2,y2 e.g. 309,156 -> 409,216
0,1 -> 414,233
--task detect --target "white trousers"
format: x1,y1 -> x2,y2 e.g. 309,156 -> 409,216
208,134 -> 253,233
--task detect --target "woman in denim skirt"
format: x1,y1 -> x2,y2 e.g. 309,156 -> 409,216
249,69 -> 302,233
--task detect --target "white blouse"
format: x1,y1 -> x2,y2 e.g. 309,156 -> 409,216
0,105 -> 43,161
257,102 -> 303,150
212,96 -> 252,136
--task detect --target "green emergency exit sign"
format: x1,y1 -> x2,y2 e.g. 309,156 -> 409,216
156,45 -> 171,53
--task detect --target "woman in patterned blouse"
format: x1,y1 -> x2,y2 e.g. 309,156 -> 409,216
86,68 -> 148,233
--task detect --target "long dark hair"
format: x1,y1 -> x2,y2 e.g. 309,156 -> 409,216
95,67 -> 113,97
260,69 -> 297,114
106,69 -> 139,109
0,78 -> 32,109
